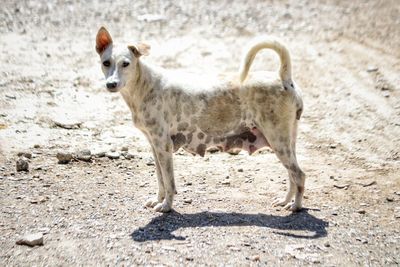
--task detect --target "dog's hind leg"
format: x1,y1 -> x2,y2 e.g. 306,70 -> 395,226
259,119 -> 305,211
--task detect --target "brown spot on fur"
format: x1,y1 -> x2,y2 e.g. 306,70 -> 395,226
297,186 -> 304,194
171,133 -> 186,151
186,132 -> 193,143
197,132 -> 205,140
146,118 -> 157,127
196,144 -> 206,157
177,122 -> 189,131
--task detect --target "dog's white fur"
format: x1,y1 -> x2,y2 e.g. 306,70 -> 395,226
96,27 -> 305,213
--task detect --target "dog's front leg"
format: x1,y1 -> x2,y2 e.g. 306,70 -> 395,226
145,146 -> 166,208
152,141 -> 175,213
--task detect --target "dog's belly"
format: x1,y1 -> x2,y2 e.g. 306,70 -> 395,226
170,122 -> 270,156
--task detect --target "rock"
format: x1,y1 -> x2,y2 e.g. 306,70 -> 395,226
183,198 -> 193,204
357,209 -> 366,214
386,196 -> 394,202
121,146 -> 129,152
16,158 -> 29,172
17,151 -> 32,159
76,149 -> 92,162
33,144 -> 41,149
56,152 -> 73,164
79,149 -> 91,156
323,241 -> 330,247
207,147 -> 220,153
237,168 -> 244,172
146,159 -> 155,166
251,255 -> 260,262
367,66 -> 379,72
77,155 -> 92,162
125,152 -> 136,159
221,181 -> 230,186
16,233 -> 44,247
106,152 -> 120,160
334,183 -> 350,189
53,119 -> 82,129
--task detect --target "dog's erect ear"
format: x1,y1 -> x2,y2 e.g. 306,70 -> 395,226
96,27 -> 113,54
128,43 -> 150,57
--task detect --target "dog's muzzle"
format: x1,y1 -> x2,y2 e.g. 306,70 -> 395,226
106,82 -> 118,90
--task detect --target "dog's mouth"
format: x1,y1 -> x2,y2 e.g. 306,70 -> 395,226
106,87 -> 120,93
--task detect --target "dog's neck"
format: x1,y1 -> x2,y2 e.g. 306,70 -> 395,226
120,60 -> 162,115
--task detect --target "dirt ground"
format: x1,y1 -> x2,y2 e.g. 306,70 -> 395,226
1,0 -> 400,265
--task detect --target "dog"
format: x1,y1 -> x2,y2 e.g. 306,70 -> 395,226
95,27 -> 305,213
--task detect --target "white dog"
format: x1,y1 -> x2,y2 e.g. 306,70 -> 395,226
96,27 -> 305,213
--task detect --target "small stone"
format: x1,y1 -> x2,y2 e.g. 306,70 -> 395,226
323,241 -> 330,247
237,168 -> 244,172
17,151 -> 32,159
146,159 -> 155,166
56,152 -> 73,164
121,146 -> 129,152
367,66 -> 378,72
16,233 -> 44,247
183,198 -> 193,204
329,144 -> 337,149
125,152 -> 135,159
16,158 -> 29,172
106,152 -> 120,160
33,144 -> 41,149
207,147 -> 220,153
357,209 -> 366,214
386,196 -> 394,202
251,255 -> 260,262
221,181 -> 230,186
185,256 -> 194,261
79,149 -> 91,156
77,155 -> 92,162
334,183 -> 350,189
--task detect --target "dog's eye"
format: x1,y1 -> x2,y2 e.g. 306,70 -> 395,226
122,62 -> 130,68
103,60 -> 111,67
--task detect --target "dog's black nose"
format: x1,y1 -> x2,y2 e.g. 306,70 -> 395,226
106,82 -> 117,89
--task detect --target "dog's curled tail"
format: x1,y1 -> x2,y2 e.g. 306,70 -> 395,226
239,37 -> 292,84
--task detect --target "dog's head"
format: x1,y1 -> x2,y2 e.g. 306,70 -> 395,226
95,27 -> 150,92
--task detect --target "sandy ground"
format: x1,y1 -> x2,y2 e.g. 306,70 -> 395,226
0,0 -> 400,265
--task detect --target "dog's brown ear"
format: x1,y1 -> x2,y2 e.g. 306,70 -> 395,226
96,27 -> 113,54
128,43 -> 150,57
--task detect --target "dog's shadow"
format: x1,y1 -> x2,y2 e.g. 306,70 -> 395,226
131,209 -> 328,242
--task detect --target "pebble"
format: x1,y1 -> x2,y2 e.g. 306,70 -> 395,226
79,149 -> 91,156
16,233 -> 44,247
121,146 -> 129,152
334,183 -> 350,189
106,152 -> 120,160
77,155 -> 92,162
323,241 -> 330,247
251,255 -> 260,262
237,168 -> 244,172
357,209 -> 366,214
16,158 -> 29,172
125,152 -> 136,159
183,198 -> 193,204
17,151 -> 32,159
33,144 -> 41,149
386,196 -> 394,202
367,66 -> 379,72
56,152 -> 73,164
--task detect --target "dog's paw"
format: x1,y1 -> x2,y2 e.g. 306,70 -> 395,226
272,197 -> 290,207
284,203 -> 302,212
153,201 -> 172,213
145,198 -> 161,208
